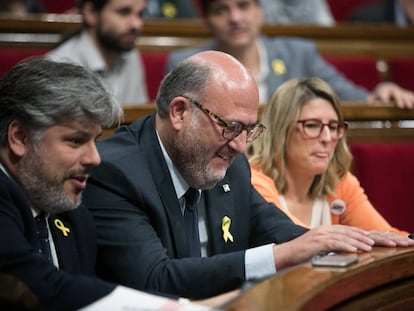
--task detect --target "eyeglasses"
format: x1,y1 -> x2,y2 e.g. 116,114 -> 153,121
297,119 -> 348,139
183,96 -> 266,142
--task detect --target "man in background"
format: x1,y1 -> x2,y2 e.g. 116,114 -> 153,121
167,0 -> 414,109
48,0 -> 149,105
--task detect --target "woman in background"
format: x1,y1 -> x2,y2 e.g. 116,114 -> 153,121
247,77 -> 413,246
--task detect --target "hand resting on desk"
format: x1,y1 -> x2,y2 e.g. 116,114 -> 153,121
273,224 -> 375,270
368,230 -> 414,247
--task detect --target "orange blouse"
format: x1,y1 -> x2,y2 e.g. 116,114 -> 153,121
250,164 -> 408,236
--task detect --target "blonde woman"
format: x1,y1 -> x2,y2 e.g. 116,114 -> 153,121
247,77 -> 413,247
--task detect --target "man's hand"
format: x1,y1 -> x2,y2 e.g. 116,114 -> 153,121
368,230 -> 414,247
367,82 -> 414,109
273,225 -> 374,270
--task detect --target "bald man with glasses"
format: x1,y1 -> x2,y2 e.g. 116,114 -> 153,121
83,51 -> 376,300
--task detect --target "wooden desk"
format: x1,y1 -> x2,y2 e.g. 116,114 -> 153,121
223,247 -> 414,311
101,102 -> 414,143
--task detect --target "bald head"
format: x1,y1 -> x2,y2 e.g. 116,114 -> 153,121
156,50 -> 259,117
188,51 -> 257,95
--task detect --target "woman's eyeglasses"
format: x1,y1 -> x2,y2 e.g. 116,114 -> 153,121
297,119 -> 348,139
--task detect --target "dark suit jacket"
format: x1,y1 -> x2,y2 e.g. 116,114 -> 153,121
0,170 -> 115,311
348,0 -> 396,23
83,114 -> 308,299
166,36 -> 368,101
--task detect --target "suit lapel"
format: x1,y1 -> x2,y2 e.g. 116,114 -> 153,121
144,117 -> 190,258
155,171 -> 190,258
49,214 -> 80,273
205,177 -> 237,254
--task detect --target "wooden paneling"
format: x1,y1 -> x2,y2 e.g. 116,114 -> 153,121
101,102 -> 414,143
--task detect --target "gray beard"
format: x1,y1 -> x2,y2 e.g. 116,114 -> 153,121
16,151 -> 79,214
170,124 -> 228,189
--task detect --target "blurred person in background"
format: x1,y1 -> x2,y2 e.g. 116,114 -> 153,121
167,0 -> 414,109
48,0 -> 149,105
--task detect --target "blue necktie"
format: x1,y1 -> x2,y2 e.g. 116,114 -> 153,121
184,188 -> 201,257
34,214 -> 53,263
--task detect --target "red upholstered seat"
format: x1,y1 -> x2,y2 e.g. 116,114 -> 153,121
0,48 -> 49,77
350,142 -> 414,232
388,58 -> 414,92
324,56 -> 382,91
41,0 -> 77,13
141,51 -> 168,102
326,0 -> 382,21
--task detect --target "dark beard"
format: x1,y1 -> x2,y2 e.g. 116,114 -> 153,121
96,22 -> 136,52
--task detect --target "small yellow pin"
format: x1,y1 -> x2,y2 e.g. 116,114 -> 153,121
272,59 -> 286,75
222,216 -> 234,243
54,219 -> 70,236
162,2 -> 177,18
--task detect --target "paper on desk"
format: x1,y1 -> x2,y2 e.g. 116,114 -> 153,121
80,286 -> 215,311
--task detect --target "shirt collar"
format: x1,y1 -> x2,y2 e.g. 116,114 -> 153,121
156,130 -> 189,200
0,162 -> 9,177
78,31 -> 129,74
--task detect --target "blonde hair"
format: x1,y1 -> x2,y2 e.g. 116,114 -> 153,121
247,77 -> 352,197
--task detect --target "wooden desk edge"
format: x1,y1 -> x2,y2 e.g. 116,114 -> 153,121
223,247 -> 414,311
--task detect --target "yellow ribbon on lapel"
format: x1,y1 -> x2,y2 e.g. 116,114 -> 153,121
222,216 -> 234,243
54,219 -> 70,236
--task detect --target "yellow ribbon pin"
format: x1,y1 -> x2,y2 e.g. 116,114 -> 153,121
272,59 -> 286,75
162,2 -> 177,18
222,216 -> 234,243
54,219 -> 70,236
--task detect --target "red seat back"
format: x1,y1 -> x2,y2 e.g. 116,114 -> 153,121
0,48 -> 49,77
41,0 -> 77,13
350,142 -> 414,232
326,0 -> 382,21
324,56 -> 381,91
0,48 -> 167,102
388,58 -> 414,92
141,52 -> 168,102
